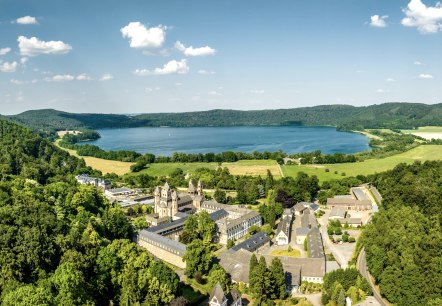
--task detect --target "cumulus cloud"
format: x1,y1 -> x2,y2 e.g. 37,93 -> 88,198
414,60 -> 424,65
16,16 -> 38,25
370,15 -> 388,27
250,89 -> 265,94
0,61 -> 18,72
419,73 -> 433,78
386,78 -> 396,82
10,79 -> 38,85
376,89 -> 390,93
208,90 -> 221,96
175,41 -> 216,56
76,74 -> 92,81
402,0 -> 442,33
18,36 -> 72,56
197,69 -> 215,75
100,73 -> 113,81
0,47 -> 11,55
48,74 -> 75,82
133,59 -> 189,76
121,22 -> 166,48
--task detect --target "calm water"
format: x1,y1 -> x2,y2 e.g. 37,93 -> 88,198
85,126 -> 370,156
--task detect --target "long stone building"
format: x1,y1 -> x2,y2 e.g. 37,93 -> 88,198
137,181 -> 262,268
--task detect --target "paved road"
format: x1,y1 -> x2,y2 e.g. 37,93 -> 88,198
357,248 -> 388,306
318,211 -> 347,268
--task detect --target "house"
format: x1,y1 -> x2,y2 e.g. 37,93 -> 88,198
275,217 -> 292,245
293,202 -> 308,216
342,217 -> 362,227
302,202 -> 320,213
230,231 -> 270,253
327,196 -> 372,211
209,283 -> 242,306
75,174 -> 111,190
329,207 -> 347,219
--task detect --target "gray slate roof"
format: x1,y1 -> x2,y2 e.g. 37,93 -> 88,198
231,231 -> 269,252
138,230 -> 187,256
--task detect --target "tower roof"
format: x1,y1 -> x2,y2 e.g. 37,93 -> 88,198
209,282 -> 225,304
163,182 -> 170,191
188,180 -> 196,192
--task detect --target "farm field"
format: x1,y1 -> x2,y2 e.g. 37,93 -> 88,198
221,159 -> 281,177
134,159 -> 280,177
401,126 -> 442,140
283,145 -> 442,182
56,142 -> 134,175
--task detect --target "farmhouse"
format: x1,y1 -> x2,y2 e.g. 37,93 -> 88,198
209,283 -> 242,306
76,174 -> 110,190
275,216 -> 292,245
326,195 -> 372,211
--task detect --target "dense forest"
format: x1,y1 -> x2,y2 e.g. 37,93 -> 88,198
5,102 -> 442,135
0,120 -> 181,305
362,161 -> 442,306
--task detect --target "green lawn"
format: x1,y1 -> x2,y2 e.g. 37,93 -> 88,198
283,145 -> 442,182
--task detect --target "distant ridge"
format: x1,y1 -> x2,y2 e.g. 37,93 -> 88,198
5,102 -> 442,135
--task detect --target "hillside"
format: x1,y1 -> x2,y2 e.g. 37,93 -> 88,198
5,102 -> 442,134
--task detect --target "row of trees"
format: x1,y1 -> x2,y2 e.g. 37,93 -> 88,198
321,268 -> 371,306
249,255 -> 286,305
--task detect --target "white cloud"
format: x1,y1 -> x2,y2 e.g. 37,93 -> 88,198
0,61 -> 18,72
197,69 -> 215,75
20,57 -> 28,65
133,59 -> 189,76
250,89 -> 265,94
175,82 -> 183,86
18,36 -> 72,56
208,90 -> 221,96
376,89 -> 390,93
0,47 -> 11,55
100,73 -> 113,81
121,22 -> 166,48
370,15 -> 388,27
76,74 -> 92,81
386,78 -> 396,82
49,74 -> 75,82
414,60 -> 424,65
402,0 -> 442,33
145,87 -> 160,93
10,79 -> 38,85
175,41 -> 216,56
16,16 -> 38,25
419,73 -> 433,79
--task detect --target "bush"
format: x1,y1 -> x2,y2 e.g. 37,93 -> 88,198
335,228 -> 343,235
348,237 -> 356,243
341,172 -> 346,176
342,234 -> 349,242
325,168 -> 330,172
334,170 -> 338,174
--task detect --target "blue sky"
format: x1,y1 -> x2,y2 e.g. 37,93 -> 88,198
0,0 -> 441,115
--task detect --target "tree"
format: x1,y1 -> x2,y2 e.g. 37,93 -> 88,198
169,296 -> 190,306
208,265 -> 229,291
133,216 -> 149,230
250,257 -> 272,302
214,188 -> 227,203
198,210 -> 216,243
183,239 -> 213,278
227,239 -> 235,249
1,283 -> 54,306
52,262 -> 89,306
269,257 -> 286,299
102,206 -> 134,240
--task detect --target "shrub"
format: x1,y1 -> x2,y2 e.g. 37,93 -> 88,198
342,234 -> 349,242
348,237 -> 356,243
325,168 -> 330,172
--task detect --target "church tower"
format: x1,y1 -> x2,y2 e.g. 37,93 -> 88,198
197,180 -> 203,196
172,191 -> 178,216
154,186 -> 161,214
188,180 -> 196,196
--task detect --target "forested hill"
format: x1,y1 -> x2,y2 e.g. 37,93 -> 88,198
0,119 -> 181,305
5,102 -> 442,134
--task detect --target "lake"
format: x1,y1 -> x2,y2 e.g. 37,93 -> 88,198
85,126 -> 370,156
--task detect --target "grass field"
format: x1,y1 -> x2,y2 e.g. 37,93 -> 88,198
283,145 -> 442,182
270,248 -> 301,257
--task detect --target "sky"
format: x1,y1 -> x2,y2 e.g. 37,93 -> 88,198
0,0 -> 441,115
